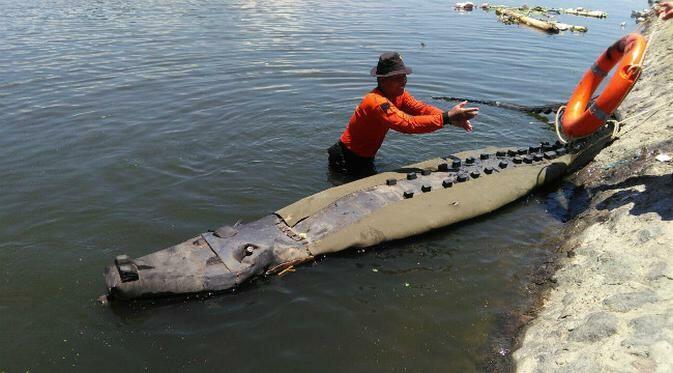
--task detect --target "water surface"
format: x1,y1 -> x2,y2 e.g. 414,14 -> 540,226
0,0 -> 643,370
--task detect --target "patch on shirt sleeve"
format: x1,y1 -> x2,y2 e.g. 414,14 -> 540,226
380,102 -> 391,113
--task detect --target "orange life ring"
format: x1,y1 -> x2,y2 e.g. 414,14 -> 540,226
561,33 -> 647,138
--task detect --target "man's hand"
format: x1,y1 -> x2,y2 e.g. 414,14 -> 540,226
656,2 -> 673,20
446,101 -> 479,132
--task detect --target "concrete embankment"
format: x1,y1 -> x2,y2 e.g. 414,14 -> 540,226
513,16 -> 673,372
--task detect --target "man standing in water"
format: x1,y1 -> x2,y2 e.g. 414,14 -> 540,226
328,52 -> 479,176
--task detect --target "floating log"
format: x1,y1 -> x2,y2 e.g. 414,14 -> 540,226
496,8 -> 560,33
553,22 -> 588,33
560,7 -> 607,18
485,4 -> 607,19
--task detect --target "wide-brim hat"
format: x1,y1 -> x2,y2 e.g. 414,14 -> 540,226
370,52 -> 413,77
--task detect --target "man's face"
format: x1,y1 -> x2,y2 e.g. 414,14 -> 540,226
380,74 -> 407,97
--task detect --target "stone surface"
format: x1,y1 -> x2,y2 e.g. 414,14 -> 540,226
514,16 -> 673,373
603,291 -> 657,312
570,312 -> 618,342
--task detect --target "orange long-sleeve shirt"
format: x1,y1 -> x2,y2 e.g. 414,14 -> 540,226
339,88 -> 445,158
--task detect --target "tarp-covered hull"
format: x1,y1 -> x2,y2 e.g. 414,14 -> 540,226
104,127 -> 614,300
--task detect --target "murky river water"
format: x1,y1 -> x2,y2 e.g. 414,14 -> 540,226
1,0 -> 642,370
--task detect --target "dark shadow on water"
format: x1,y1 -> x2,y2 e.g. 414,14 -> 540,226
105,276 -> 277,322
326,164 -> 376,186
543,181 -> 593,223
326,167 -> 361,186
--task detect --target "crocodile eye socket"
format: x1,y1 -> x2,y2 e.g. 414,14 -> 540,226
240,244 -> 261,258
244,245 -> 255,256
235,244 -> 259,263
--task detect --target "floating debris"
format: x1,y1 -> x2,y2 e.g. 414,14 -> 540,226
631,9 -> 650,19
455,2 -> 475,11
553,22 -> 588,32
277,266 -> 296,277
631,5 -> 659,24
496,8 -> 559,33
484,4 -> 592,32
483,4 -> 606,18
557,7 -> 607,18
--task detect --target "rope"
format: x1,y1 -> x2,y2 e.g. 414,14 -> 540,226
611,101 -> 669,131
639,17 -> 663,74
432,96 -> 564,113
555,101 -> 667,144
626,16 -> 661,77
611,119 -> 621,138
554,106 -> 570,144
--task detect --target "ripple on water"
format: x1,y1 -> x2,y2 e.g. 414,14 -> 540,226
0,0 -> 637,370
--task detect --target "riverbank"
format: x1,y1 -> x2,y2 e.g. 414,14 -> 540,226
513,15 -> 673,372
